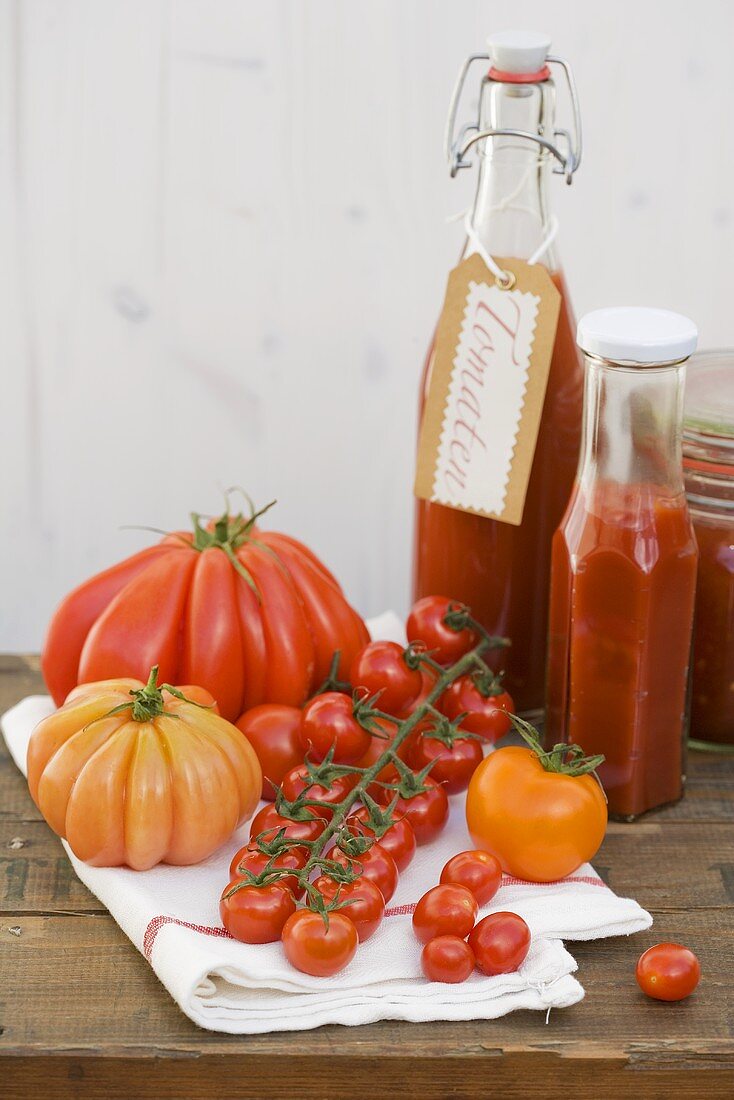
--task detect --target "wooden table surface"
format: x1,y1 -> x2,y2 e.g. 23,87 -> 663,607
1,655 -> 733,1099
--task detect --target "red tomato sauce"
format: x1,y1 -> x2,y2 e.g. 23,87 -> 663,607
546,482 -> 698,818
689,515 -> 734,745
413,272 -> 582,714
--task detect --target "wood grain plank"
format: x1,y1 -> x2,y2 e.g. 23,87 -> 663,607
5,1053 -> 734,1100
0,820 -> 102,914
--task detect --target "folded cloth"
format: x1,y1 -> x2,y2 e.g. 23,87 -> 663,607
1,613 -> 651,1034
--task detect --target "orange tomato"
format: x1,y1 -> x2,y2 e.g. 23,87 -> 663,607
27,668 -> 262,870
465,746 -> 607,882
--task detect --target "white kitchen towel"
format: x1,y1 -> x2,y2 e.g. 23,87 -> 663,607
1,613 -> 651,1034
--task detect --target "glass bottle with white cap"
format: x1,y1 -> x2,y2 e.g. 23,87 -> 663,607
413,30 -> 583,715
546,307 -> 699,818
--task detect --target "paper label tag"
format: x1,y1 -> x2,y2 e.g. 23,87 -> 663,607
414,254 -> 561,526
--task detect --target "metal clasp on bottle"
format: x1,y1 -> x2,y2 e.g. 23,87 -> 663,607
444,54 -> 583,184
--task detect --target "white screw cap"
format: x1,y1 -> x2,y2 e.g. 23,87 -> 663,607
577,307 -> 698,364
487,30 -> 551,75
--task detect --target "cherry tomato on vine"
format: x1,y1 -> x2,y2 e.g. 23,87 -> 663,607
468,912 -> 530,975
364,762 -> 400,804
299,692 -> 371,764
350,641 -> 422,716
378,778 -> 450,845
281,764 -> 356,820
399,665 -> 440,718
421,935 -> 476,984
236,704 -> 303,800
228,844 -> 307,897
440,850 -> 502,906
354,716 -> 404,772
248,803 -> 324,848
412,884 -> 478,945
635,943 -> 701,1002
347,806 -> 417,871
220,881 -> 296,944
440,676 -> 513,742
281,910 -> 358,977
406,596 -> 477,666
312,875 -> 386,942
332,841 -> 399,903
408,733 -> 483,794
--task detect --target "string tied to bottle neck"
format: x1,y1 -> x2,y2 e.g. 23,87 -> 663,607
460,209 -> 559,291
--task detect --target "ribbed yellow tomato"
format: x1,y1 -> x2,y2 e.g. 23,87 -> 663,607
27,668 -> 262,870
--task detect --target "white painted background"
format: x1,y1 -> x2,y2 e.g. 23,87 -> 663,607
2,0 -> 733,650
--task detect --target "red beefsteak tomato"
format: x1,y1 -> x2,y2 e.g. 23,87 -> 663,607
42,504 -> 368,721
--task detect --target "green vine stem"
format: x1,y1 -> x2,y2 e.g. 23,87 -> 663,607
229,610 -> 511,909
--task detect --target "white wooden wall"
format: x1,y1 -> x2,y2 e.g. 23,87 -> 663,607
2,0 -> 733,650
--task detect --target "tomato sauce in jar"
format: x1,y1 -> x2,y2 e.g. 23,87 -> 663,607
547,484 -> 698,816
545,308 -> 699,818
684,351 -> 734,747
414,272 -> 582,714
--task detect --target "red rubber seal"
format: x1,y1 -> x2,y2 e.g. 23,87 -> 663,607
488,65 -> 551,84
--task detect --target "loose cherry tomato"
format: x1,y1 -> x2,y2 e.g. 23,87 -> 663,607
281,910 -> 358,977
236,704 -> 303,800
332,841 -> 399,903
409,733 -> 483,794
406,596 -> 477,666
281,764 -> 356,820
248,803 -> 324,847
228,844 -> 307,897
441,676 -> 513,742
421,935 -> 476,984
468,912 -> 530,975
313,875 -> 386,942
412,884 -> 478,944
220,881 -> 296,944
350,641 -> 422,716
347,807 -> 417,871
380,778 -> 450,845
636,943 -> 701,1002
299,692 -> 371,763
440,850 -> 502,906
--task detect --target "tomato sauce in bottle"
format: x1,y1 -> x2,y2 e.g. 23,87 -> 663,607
413,32 -> 583,714
546,308 -> 699,818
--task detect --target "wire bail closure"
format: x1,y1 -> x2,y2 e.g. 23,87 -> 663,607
445,53 -> 583,184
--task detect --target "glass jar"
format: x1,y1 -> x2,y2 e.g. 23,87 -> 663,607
684,351 -> 734,748
546,308 -> 699,818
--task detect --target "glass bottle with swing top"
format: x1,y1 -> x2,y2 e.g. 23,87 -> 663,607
413,30 -> 583,716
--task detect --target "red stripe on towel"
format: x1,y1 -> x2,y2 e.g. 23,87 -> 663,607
143,915 -> 233,960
